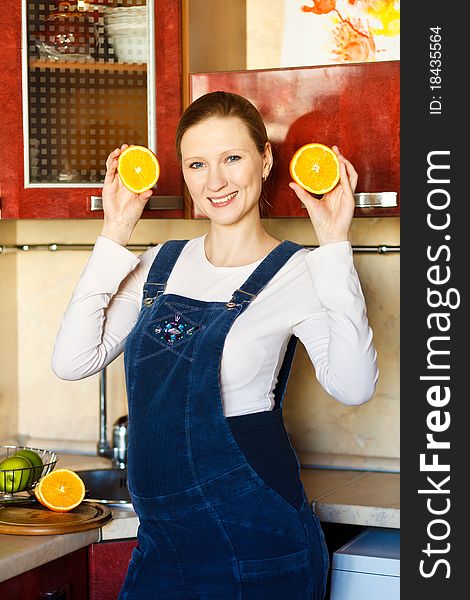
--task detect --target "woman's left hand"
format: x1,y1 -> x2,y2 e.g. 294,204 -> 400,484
289,146 -> 357,246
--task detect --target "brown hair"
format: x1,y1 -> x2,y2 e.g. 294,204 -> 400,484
176,91 -> 272,216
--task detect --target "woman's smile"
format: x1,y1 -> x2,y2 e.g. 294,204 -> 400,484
208,190 -> 238,206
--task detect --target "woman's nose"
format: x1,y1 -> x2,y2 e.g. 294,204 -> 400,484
206,167 -> 227,191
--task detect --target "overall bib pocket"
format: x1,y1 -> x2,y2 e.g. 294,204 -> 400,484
136,302 -> 205,364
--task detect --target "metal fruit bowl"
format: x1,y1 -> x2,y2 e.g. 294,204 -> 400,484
0,445 -> 58,502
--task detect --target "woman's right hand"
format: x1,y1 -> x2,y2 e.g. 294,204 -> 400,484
100,144 -> 154,246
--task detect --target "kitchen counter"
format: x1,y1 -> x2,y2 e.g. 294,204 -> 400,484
0,452 -> 399,584
57,454 -> 400,529
300,468 -> 400,528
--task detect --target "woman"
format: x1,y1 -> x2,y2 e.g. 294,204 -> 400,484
52,91 -> 378,599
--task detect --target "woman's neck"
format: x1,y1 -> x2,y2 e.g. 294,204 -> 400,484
205,222 -> 280,267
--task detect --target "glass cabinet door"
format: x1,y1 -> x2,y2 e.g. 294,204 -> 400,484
26,0 -> 154,186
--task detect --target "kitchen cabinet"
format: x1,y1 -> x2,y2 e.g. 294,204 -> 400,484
0,547 -> 87,600
88,539 -> 138,600
190,60 -> 400,218
0,0 -> 184,219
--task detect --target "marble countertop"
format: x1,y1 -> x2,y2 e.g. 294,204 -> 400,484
0,452 -> 399,584
300,468 -> 400,528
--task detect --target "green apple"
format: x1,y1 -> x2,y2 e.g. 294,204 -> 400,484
14,449 -> 44,483
0,455 -> 33,493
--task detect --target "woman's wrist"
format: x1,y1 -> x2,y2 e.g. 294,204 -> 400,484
100,221 -> 135,246
317,233 -> 349,246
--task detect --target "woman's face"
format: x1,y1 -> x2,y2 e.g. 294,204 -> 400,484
180,117 -> 272,226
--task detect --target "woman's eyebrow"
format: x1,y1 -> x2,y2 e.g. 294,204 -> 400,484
183,149 -> 247,162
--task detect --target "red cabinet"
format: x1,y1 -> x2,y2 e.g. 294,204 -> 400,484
0,540 -> 138,600
190,61 -> 400,218
0,548 -> 87,600
88,539 -> 138,600
0,0 -> 184,219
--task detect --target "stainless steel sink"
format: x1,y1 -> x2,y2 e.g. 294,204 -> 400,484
78,468 -> 133,508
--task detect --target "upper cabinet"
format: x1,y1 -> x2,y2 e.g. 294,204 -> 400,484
190,61 -> 400,218
0,0 -> 184,219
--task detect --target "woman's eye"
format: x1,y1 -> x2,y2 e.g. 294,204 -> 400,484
189,161 -> 204,169
226,155 -> 241,163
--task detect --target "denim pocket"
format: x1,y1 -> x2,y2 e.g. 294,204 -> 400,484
238,547 -> 311,581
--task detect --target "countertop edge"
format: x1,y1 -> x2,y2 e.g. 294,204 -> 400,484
313,502 -> 400,529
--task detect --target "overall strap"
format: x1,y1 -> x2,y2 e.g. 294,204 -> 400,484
228,240 -> 304,309
143,240 -> 189,299
229,240 -> 304,410
272,335 -> 298,409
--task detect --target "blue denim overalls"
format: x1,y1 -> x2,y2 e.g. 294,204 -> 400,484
119,240 -> 329,599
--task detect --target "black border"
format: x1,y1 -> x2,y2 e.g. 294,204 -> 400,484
401,3 -> 466,596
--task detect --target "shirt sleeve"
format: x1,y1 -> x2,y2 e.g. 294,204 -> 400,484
292,242 -> 379,405
51,236 -> 159,380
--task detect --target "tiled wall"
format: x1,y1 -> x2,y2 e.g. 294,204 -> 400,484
0,216 -> 399,462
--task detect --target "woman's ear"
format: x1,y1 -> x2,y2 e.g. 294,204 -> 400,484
263,142 -> 273,178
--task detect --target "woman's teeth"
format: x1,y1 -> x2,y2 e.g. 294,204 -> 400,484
209,191 -> 238,205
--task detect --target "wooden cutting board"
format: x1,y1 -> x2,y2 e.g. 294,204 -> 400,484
0,501 -> 112,535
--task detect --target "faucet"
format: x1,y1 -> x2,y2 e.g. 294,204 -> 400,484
97,367 -> 113,460
97,367 -> 128,469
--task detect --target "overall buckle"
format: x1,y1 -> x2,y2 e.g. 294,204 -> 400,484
226,289 -> 257,310
143,282 -> 166,306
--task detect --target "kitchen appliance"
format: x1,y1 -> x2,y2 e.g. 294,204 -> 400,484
330,527 -> 399,600
112,415 -> 128,470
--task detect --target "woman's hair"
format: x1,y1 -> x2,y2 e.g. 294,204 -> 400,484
176,91 -> 272,216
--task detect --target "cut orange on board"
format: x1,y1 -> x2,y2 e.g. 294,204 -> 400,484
289,143 -> 340,195
34,468 -> 86,513
117,145 -> 160,194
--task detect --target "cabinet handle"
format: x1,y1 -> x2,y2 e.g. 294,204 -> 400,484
353,192 -> 397,207
299,192 -> 397,209
90,196 -> 183,211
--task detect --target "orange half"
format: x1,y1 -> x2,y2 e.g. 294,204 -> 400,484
34,468 -> 86,513
289,143 -> 340,195
117,145 -> 160,194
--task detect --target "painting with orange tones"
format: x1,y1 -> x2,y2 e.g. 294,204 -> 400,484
281,0 -> 400,66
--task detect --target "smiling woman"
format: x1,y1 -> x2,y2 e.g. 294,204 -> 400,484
177,91 -> 273,220
180,116 -> 271,234
51,91 -> 378,599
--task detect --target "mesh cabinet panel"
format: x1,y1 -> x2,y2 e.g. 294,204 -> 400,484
27,0 -> 150,184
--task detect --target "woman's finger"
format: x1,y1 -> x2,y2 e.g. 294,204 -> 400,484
338,158 -> 352,194
333,147 -> 358,191
288,181 -> 321,207
105,148 -> 121,171
341,156 -> 358,190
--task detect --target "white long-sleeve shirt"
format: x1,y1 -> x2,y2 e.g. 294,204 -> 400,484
51,234 -> 378,417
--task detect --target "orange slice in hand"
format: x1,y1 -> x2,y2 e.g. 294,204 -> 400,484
289,143 -> 340,195
34,468 -> 86,513
117,145 -> 160,194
